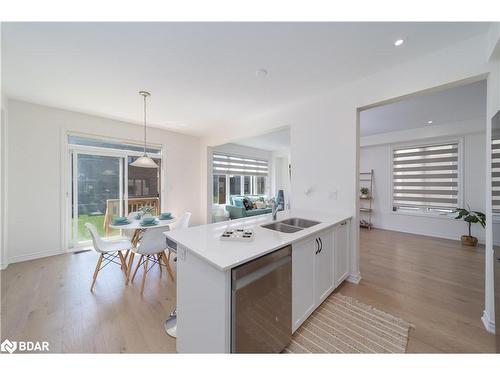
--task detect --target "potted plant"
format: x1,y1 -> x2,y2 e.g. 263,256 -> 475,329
360,187 -> 370,199
139,205 -> 156,218
454,206 -> 486,247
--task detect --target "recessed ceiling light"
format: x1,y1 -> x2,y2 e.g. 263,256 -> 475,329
255,68 -> 268,79
394,39 -> 404,47
427,120 -> 433,125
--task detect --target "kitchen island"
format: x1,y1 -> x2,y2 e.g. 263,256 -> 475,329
165,209 -> 353,353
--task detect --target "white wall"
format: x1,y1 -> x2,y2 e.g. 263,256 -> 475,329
483,25 -> 500,334
4,99 -> 203,265
360,123 -> 487,243
0,23 -> 6,270
272,150 -> 291,208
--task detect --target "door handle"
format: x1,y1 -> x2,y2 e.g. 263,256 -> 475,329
497,257 -> 500,263
315,238 -> 320,254
319,238 -> 323,254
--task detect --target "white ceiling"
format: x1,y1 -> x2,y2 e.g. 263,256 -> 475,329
360,80 -> 487,136
2,22 -> 490,136
233,127 -> 290,151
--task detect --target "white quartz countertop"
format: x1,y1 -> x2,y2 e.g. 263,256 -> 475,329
165,209 -> 352,271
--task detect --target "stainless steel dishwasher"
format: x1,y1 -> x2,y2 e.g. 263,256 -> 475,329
231,246 -> 292,353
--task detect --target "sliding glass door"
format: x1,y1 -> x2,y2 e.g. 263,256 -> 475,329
68,135 -> 163,247
71,152 -> 125,243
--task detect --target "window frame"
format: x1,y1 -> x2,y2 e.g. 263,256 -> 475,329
389,137 -> 464,219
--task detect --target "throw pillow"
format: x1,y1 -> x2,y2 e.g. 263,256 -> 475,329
242,198 -> 253,211
233,197 -> 244,208
255,201 -> 266,209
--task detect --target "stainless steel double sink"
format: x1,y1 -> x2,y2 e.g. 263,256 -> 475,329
261,218 -> 321,233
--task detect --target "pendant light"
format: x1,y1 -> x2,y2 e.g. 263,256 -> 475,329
130,90 -> 159,168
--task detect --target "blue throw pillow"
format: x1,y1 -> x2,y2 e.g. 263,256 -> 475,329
233,197 -> 244,208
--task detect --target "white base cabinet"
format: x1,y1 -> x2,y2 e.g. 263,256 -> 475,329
334,220 -> 350,287
292,220 -> 351,332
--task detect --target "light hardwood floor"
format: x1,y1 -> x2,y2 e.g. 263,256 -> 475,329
1,250 -> 177,353
338,228 -> 496,353
1,229 -> 496,353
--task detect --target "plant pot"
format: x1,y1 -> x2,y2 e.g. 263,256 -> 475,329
461,235 -> 478,247
360,194 -> 369,199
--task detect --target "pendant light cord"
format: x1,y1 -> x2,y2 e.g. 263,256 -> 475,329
143,93 -> 147,155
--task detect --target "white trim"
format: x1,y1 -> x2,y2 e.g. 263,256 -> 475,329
346,272 -> 362,284
8,247 -> 65,264
390,209 -> 458,221
67,131 -> 162,153
370,223 -> 488,245
389,136 -> 465,216
481,309 -> 496,334
0,262 -> 8,270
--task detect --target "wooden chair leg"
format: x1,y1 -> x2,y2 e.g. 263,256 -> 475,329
131,230 -> 140,247
91,254 -> 104,292
123,249 -> 130,266
126,252 -> 135,285
131,254 -> 144,283
158,253 -> 163,276
163,251 -> 175,281
140,256 -> 149,295
118,251 -> 128,276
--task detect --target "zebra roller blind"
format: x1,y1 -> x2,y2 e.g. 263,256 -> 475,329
212,153 -> 269,176
393,142 -> 460,212
493,129 -> 500,214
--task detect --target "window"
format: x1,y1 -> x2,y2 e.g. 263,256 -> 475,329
392,141 -> 460,215
128,156 -> 160,198
212,153 -> 269,203
213,175 -> 227,204
212,153 -> 269,176
243,176 -> 252,195
254,176 -> 266,195
493,131 -> 500,214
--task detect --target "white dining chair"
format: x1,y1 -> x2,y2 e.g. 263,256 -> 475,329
85,223 -> 133,292
167,212 -> 191,260
127,226 -> 175,294
122,211 -> 140,262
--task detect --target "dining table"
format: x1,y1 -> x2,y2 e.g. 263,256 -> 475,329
109,217 -> 176,246
109,216 -> 177,274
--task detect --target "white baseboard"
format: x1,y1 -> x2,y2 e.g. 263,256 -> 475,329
481,310 -> 496,334
370,223 -> 488,245
0,262 -> 8,270
346,272 -> 362,284
8,247 -> 64,264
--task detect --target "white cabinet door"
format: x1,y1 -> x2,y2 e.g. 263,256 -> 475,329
334,220 -> 350,286
292,236 -> 317,332
315,230 -> 335,303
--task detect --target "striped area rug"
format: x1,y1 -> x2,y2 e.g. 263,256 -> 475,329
284,293 -> 411,353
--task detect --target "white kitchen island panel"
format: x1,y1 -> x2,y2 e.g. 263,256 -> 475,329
176,244 -> 231,353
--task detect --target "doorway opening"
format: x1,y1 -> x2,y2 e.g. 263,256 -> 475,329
341,78 -> 494,352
